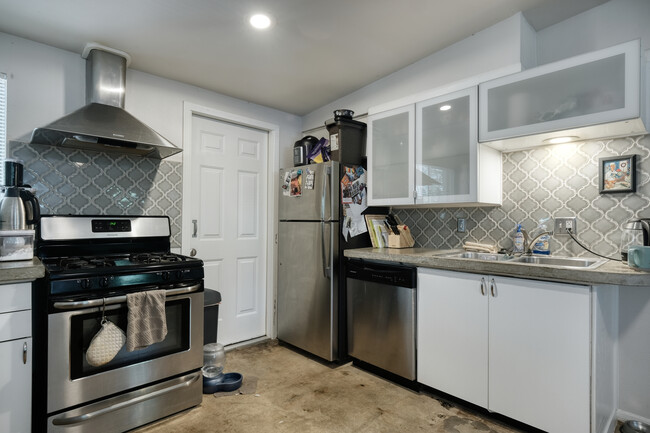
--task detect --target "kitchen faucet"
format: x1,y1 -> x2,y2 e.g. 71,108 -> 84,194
520,229 -> 552,255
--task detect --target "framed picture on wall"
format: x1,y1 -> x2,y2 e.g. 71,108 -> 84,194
599,154 -> 637,194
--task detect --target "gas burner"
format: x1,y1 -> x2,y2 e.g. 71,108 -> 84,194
58,257 -> 117,270
129,252 -> 187,264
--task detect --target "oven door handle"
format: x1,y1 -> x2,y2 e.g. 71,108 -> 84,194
50,371 -> 201,426
52,283 -> 202,311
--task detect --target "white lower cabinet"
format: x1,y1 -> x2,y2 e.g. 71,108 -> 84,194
0,283 -> 32,433
0,338 -> 31,432
418,269 -> 591,433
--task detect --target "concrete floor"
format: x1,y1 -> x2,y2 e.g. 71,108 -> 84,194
135,340 -> 527,433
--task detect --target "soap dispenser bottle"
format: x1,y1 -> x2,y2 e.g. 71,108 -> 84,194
513,224 -> 525,253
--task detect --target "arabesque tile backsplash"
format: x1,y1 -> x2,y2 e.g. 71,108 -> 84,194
8,141 -> 183,248
8,135 -> 650,257
395,135 -> 650,258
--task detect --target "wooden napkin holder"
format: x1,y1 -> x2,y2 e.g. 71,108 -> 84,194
388,225 -> 415,249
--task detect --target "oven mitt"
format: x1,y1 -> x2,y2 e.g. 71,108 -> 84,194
86,320 -> 126,367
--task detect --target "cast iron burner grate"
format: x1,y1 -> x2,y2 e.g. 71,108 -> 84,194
57,257 -> 117,270
129,253 -> 187,264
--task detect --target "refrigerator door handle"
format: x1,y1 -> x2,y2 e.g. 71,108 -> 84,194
321,221 -> 331,279
321,165 -> 328,221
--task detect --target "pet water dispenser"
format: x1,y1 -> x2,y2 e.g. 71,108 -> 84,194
202,343 -> 243,393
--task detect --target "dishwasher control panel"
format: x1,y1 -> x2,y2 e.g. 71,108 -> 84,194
345,259 -> 417,288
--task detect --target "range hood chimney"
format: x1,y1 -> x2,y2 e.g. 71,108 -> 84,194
30,43 -> 181,159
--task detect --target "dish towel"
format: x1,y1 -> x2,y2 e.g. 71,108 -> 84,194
126,290 -> 168,352
463,242 -> 498,253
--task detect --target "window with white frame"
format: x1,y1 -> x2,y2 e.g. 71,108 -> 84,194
0,73 -> 6,183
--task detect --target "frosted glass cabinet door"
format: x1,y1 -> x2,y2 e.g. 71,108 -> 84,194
367,105 -> 415,205
416,87 -> 477,204
479,39 -> 640,142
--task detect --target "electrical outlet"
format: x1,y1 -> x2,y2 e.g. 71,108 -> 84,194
457,218 -> 466,233
554,217 -> 578,235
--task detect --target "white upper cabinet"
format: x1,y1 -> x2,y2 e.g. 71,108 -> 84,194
479,40 -> 645,151
416,87 -> 500,205
367,105 -> 415,206
368,86 -> 501,207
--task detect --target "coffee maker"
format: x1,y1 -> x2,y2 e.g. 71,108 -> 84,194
0,159 -> 40,230
620,218 -> 650,261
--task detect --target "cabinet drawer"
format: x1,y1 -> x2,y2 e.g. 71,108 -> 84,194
0,310 -> 31,341
0,282 -> 31,313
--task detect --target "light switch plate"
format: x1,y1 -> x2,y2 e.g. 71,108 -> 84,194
457,218 -> 466,233
554,217 -> 577,235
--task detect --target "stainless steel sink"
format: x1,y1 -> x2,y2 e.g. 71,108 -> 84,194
445,252 -> 514,262
512,256 -> 606,269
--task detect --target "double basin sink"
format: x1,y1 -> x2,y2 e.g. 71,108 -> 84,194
445,251 -> 606,269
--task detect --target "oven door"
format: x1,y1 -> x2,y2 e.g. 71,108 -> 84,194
47,284 -> 203,414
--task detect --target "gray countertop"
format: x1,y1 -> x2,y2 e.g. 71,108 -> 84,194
344,248 -> 650,287
0,257 -> 45,284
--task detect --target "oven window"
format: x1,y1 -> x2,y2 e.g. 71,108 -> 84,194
70,299 -> 190,379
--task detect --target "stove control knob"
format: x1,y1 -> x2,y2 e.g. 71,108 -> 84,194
99,277 -> 109,288
175,270 -> 183,280
162,271 -> 170,281
80,279 -> 92,289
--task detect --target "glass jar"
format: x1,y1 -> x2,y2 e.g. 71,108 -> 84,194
202,343 -> 225,378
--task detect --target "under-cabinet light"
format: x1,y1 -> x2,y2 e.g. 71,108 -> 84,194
544,136 -> 579,145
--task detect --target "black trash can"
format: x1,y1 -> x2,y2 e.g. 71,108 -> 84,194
204,289 -> 221,344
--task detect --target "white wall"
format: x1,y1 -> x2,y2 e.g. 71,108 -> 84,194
536,0 -> 650,421
301,13 -> 533,132
0,33 -> 85,142
536,0 -> 650,64
0,32 -> 302,166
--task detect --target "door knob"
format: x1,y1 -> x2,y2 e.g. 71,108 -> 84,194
190,248 -> 197,257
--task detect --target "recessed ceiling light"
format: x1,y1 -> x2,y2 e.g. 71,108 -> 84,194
544,136 -> 579,144
250,14 -> 271,29
439,105 -> 451,111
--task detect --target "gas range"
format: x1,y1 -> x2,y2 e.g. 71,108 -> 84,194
32,215 -> 204,433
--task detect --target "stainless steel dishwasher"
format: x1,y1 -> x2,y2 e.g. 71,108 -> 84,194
346,259 -> 417,380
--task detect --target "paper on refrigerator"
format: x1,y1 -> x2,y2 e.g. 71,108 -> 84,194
341,165 -> 368,240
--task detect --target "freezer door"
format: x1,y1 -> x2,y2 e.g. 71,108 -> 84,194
278,161 -> 339,221
277,220 -> 339,361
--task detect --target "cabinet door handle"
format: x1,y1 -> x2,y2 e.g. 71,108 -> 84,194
480,277 -> 486,296
23,342 -> 27,364
490,278 -> 497,297
192,220 -> 198,238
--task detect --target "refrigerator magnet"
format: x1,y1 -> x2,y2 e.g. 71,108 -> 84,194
281,171 -> 291,196
305,168 -> 315,190
290,169 -> 302,197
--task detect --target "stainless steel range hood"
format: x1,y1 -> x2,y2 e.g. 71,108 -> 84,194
30,44 -> 181,159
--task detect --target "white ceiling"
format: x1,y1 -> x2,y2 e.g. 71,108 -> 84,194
0,0 -> 607,116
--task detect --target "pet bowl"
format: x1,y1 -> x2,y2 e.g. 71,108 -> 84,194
202,372 -> 243,394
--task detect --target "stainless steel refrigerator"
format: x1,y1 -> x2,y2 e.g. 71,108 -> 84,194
277,160 -> 341,361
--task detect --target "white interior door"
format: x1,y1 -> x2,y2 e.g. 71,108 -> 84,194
189,114 -> 268,346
